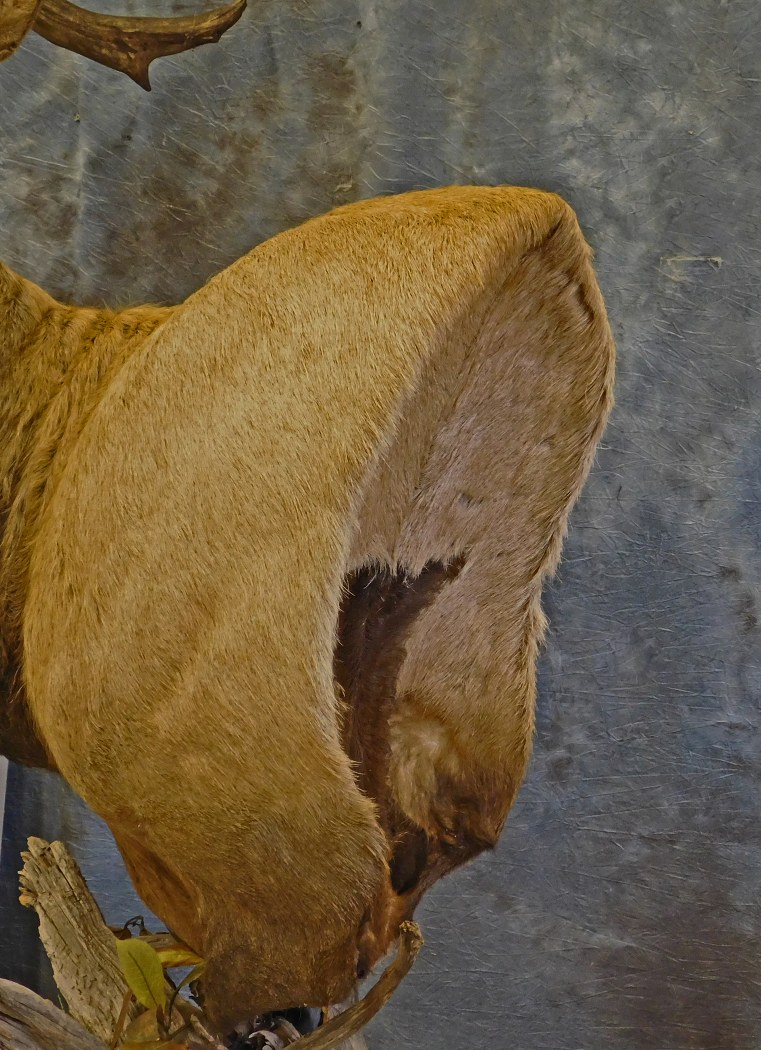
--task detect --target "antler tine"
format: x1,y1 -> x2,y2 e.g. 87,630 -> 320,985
0,0 -> 42,61
31,0 -> 246,91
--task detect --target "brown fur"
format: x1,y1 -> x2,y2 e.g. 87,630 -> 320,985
0,186 -> 614,1031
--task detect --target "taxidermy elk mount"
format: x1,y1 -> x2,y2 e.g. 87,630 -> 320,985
0,5 -> 615,1037
0,184 -> 614,1033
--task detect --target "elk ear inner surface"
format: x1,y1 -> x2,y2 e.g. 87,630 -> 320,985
334,556 -> 466,892
388,820 -> 430,895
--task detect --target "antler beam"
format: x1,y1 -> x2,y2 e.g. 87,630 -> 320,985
1,0 -> 246,88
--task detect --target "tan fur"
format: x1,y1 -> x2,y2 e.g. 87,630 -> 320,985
0,186 -> 614,1031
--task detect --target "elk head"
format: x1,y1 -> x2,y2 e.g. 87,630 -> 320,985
0,0 -> 246,89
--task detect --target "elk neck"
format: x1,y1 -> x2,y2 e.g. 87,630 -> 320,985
0,258 -> 172,760
0,259 -> 172,535
0,260 -> 75,538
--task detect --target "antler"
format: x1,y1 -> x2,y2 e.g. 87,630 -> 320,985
1,0 -> 246,89
0,0 -> 42,61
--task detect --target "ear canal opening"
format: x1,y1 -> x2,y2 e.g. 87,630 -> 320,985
334,557 -> 466,806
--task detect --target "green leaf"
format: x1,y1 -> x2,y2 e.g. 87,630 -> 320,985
115,936 -> 168,1012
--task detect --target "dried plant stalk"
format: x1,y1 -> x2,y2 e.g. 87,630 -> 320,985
323,1002 -> 369,1050
294,923 -> 423,1050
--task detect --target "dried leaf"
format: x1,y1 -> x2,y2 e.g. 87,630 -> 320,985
122,1007 -> 160,1042
156,945 -> 205,969
270,1018 -> 302,1044
111,926 -> 134,941
263,1035 -> 286,1048
110,987 -> 134,1049
166,960 -> 207,1021
122,1043 -> 188,1049
115,936 -> 168,1012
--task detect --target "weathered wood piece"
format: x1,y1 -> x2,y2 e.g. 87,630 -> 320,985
18,837 -> 136,1044
0,978 -> 106,1050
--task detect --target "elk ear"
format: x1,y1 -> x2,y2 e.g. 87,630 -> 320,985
1,0 -> 246,89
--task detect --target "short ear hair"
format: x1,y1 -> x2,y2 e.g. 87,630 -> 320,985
338,187 -> 615,939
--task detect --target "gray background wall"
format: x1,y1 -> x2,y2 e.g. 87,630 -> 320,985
1,1 -> 760,1047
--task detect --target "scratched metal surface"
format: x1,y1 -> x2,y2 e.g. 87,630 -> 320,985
1,1 -> 760,1047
